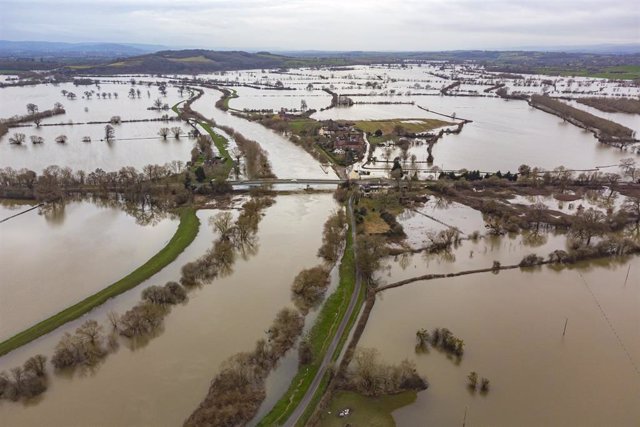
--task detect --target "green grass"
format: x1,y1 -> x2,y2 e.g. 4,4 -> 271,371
171,100 -> 185,115
167,55 -> 214,64
222,88 -> 238,111
0,208 -> 200,357
354,118 -> 451,136
258,225 -> 358,426
287,118 -> 322,135
295,246 -> 366,427
537,65 -> 640,80
319,391 -> 417,427
198,121 -> 233,177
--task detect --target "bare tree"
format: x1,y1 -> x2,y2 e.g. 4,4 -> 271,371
26,103 -> 38,115
171,126 -> 183,139
620,158 -> 638,182
30,135 -> 44,144
23,355 -> 47,377
9,133 -> 26,145
158,127 -> 170,139
570,208 -> 607,246
104,124 -> 115,142
55,135 -> 68,144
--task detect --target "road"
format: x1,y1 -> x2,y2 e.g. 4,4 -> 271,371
228,178 -> 346,186
284,197 -> 362,427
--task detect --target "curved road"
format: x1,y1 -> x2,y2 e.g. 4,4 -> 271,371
284,197 -> 361,427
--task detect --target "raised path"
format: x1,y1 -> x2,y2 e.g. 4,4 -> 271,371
228,178 -> 346,186
284,197 -> 361,427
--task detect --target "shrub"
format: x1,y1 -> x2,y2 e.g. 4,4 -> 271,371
519,254 -> 544,267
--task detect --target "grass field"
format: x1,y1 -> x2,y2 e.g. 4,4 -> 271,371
319,391 -> 417,427
198,121 -> 233,177
287,118 -> 323,135
354,118 -> 451,136
358,195 -> 404,235
538,65 -> 640,80
258,225 -> 358,426
0,208 -> 200,357
167,55 -> 215,64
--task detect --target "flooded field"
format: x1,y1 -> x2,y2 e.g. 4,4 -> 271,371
1,61 -> 638,427
0,120 -> 195,172
327,97 -> 632,172
360,257 -> 640,426
0,81 -> 186,121
191,89 -> 336,179
0,200 -> 178,341
0,194 -> 337,426
228,86 -> 332,112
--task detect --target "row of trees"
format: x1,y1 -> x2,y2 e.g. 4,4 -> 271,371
317,210 -> 347,263
0,161 -> 186,201
158,126 -> 183,139
187,201 -> 352,425
218,125 -> 275,179
185,307 -> 304,427
416,327 -> 465,357
3,197 -> 273,403
530,94 -> 635,140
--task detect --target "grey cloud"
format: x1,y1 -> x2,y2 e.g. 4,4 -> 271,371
0,0 -> 637,50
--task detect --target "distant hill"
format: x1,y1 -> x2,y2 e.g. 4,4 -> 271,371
0,40 -> 166,58
65,49 -> 362,74
0,46 -> 637,79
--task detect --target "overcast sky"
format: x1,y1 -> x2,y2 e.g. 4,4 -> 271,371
1,0 -> 638,50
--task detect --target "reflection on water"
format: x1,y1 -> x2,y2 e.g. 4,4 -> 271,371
362,256 -> 640,426
0,121 -> 195,173
382,231 -> 569,285
191,89 -> 337,179
0,200 -> 178,340
0,194 -> 337,427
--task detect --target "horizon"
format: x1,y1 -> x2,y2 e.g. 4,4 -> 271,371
1,39 -> 639,55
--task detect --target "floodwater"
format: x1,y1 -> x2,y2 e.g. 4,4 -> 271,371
0,193 -> 337,427
381,231 -> 569,285
564,99 -> 640,136
190,89 -> 337,179
397,198 -> 486,249
0,82 -> 186,121
0,200 -> 178,341
318,96 -> 633,172
360,256 -> 640,426
0,120 -> 195,172
228,86 -> 332,112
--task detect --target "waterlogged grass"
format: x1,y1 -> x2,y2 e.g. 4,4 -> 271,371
198,121 -> 233,177
319,391 -> 417,427
171,100 -> 185,115
258,228 -> 357,426
223,88 -> 239,110
0,208 -> 200,357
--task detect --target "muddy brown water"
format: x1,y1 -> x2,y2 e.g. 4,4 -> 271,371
361,256 -> 640,426
0,201 -> 178,341
0,194 -> 337,426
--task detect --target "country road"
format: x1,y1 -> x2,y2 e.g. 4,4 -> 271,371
283,196 -> 362,427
